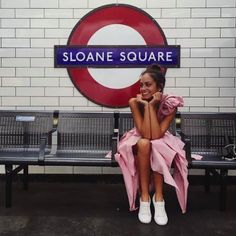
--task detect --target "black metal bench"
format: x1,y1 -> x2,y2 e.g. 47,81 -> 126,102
178,112 -> 236,210
0,110 -> 178,208
1,110 -> 235,211
0,110 -> 120,207
41,111 -> 118,166
0,110 -> 55,207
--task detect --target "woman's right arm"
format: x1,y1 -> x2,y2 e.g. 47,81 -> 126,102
129,97 -> 151,139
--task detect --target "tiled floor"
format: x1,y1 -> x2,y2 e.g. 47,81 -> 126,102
0,178 -> 236,236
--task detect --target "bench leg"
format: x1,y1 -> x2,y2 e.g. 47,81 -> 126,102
204,169 -> 211,193
5,164 -> 13,208
219,169 -> 228,211
23,165 -> 29,191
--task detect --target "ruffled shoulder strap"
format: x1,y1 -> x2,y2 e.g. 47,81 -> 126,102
158,94 -> 184,121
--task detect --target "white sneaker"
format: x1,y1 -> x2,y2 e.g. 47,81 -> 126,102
152,195 -> 168,225
138,198 -> 152,224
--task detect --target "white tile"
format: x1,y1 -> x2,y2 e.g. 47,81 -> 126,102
0,9 -> 15,17
31,19 -> 59,28
73,166 -> 102,174
177,19 -> 205,28
206,18 -> 235,28
221,28 -> 236,37
207,0 -> 235,7
1,0 -> 29,8
2,77 -> 30,87
31,97 -> 59,106
16,49 -> 44,58
31,77 -> 59,87
148,0 -> 176,8
59,0 -> 87,8
0,48 -> 15,57
177,0 -> 205,8
220,88 -> 236,97
0,68 -> 15,77
2,58 -> 30,67
205,78 -> 234,87
205,98 -> 234,106
31,0 -> 58,8
60,97 -> 88,106
2,97 -> 30,106
190,88 -> 219,97
162,9 -> 190,18
16,9 -> 44,18
191,68 -> 219,78
16,68 -> 44,77
222,8 -> 236,17
2,39 -> 30,48
191,29 -> 220,38
45,9 -> 73,18
45,166 -> 74,174
2,19 -> 30,28
16,29 -> 44,38
206,38 -> 235,48
0,29 -> 15,38
192,8 -> 220,18
16,87 -> 44,96
191,48 -> 219,58
45,87 -> 73,96
183,97 -> 204,107
0,87 -> 15,96
206,58 -> 235,67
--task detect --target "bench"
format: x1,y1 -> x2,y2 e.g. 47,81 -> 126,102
0,110 -> 55,207
0,110 -> 178,208
0,110 -> 119,207
178,112 -> 236,210
1,110 -> 236,211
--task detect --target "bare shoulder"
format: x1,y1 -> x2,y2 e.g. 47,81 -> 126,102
128,97 -> 137,107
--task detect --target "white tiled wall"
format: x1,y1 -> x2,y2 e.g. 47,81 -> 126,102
0,0 -> 236,174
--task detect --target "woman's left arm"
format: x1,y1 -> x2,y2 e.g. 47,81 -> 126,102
149,92 -> 176,139
149,107 -> 176,139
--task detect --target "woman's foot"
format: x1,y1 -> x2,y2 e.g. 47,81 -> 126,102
152,195 -> 168,225
138,198 -> 152,224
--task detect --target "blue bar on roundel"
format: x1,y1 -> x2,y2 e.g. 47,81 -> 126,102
54,45 -> 180,68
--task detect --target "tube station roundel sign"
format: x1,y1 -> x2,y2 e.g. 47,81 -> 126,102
54,4 -> 180,107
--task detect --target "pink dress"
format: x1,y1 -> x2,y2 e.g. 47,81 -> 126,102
115,94 -> 188,213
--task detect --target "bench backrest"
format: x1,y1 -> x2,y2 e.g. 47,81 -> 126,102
179,112 -> 236,154
0,111 -> 54,151
118,112 -> 177,137
56,112 -> 115,152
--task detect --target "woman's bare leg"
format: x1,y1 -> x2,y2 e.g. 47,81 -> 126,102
136,138 -> 151,202
153,172 -> 164,201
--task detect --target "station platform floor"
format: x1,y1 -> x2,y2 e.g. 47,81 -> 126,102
0,175 -> 236,236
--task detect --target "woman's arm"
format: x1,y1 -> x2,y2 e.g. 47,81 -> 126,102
149,92 -> 176,139
129,97 -> 151,139
149,106 -> 176,139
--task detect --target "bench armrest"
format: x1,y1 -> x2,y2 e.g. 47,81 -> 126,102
111,131 -> 119,167
38,136 -> 47,165
177,131 -> 192,166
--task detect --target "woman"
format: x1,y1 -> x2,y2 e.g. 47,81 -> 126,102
115,64 -> 188,225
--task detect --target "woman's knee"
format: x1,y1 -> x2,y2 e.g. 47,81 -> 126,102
137,138 -> 151,154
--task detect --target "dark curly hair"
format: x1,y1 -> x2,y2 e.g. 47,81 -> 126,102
141,64 -> 166,92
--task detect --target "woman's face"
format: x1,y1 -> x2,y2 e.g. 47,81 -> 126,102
140,73 -> 159,100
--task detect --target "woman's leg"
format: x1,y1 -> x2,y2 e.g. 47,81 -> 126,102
153,172 -> 164,201
153,172 -> 168,225
136,138 -> 151,202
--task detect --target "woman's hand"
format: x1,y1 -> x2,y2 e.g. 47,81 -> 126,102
136,94 -> 149,105
149,92 -> 162,106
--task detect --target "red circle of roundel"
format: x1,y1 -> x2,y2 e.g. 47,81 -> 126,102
67,4 -> 167,108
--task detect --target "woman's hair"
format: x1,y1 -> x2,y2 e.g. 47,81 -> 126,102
141,64 -> 166,92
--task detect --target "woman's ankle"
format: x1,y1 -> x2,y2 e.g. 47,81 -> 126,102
140,193 -> 150,202
154,193 -> 164,202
